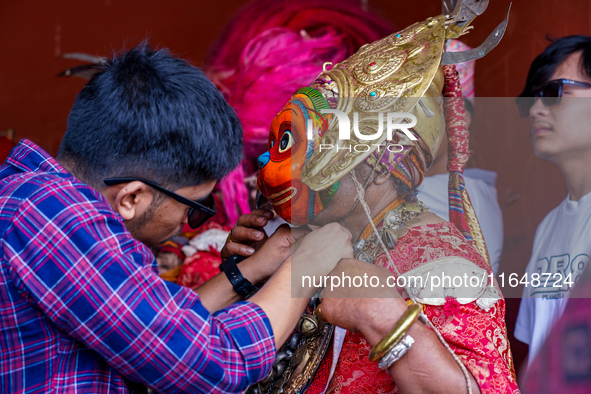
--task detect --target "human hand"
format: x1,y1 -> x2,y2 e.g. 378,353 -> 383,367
242,225 -> 295,283
242,224 -> 315,283
291,223 -> 353,294
316,258 -> 405,335
221,209 -> 274,260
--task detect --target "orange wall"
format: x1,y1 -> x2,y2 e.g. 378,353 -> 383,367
2,0 -> 591,377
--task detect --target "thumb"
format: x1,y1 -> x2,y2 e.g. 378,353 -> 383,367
272,224 -> 295,248
290,225 -> 312,243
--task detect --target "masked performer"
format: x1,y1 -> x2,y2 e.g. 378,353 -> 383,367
206,0 -> 392,225
254,2 -> 519,393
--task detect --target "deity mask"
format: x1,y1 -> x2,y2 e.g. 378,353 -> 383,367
257,87 -> 338,226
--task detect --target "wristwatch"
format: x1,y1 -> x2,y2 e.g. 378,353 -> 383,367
219,255 -> 259,299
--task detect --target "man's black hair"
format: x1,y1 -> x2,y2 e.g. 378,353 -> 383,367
519,35 -> 591,98
57,43 -> 243,189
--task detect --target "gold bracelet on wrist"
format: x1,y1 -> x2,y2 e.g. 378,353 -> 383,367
369,303 -> 422,362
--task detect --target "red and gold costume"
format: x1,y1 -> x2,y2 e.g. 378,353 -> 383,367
256,1 -> 519,393
328,222 -> 517,393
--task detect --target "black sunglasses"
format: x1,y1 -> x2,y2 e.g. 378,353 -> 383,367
517,78 -> 591,117
104,177 -> 216,229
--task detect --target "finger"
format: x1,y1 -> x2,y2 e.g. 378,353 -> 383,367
291,225 -> 312,241
236,211 -> 273,228
223,242 -> 255,258
268,226 -> 295,249
250,208 -> 275,219
231,225 -> 266,243
271,224 -> 292,239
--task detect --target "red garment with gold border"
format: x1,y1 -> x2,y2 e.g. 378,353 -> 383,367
326,222 -> 519,394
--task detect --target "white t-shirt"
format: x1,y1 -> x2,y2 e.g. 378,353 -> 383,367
416,168 -> 503,274
514,191 -> 591,363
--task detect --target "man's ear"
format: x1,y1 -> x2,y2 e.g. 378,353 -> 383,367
373,170 -> 391,186
112,181 -> 154,221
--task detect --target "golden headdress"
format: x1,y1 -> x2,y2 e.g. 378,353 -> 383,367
300,14 -> 448,191
299,3 -> 509,191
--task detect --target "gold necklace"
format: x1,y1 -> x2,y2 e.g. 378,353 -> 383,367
354,200 -> 426,263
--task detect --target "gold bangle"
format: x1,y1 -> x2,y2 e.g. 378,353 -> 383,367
369,303 -> 421,362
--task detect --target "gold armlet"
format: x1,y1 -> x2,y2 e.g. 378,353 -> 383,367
369,303 -> 421,362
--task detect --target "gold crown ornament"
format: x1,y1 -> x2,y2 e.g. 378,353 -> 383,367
300,1 -> 510,191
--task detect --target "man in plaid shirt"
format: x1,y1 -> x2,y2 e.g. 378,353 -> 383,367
0,45 -> 352,393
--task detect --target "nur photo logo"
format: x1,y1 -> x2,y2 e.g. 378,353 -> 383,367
306,109 -> 417,153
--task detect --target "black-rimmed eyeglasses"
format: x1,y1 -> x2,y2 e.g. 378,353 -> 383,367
517,78 -> 591,117
104,177 -> 216,229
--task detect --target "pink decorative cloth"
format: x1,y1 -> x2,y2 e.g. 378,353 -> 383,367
206,0 -> 393,224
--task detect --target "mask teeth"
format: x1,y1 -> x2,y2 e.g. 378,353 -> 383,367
419,99 -> 435,118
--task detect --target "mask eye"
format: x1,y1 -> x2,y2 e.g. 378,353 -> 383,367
270,140 -> 275,149
278,130 -> 294,153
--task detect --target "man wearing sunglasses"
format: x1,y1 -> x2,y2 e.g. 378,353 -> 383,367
515,35 -> 591,366
0,44 -> 353,393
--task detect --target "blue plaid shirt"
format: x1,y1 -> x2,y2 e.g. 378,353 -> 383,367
0,140 -> 275,393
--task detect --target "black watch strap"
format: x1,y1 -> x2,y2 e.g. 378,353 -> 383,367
220,255 -> 259,299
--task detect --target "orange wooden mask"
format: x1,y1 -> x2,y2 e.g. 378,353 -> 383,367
257,88 -> 337,225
